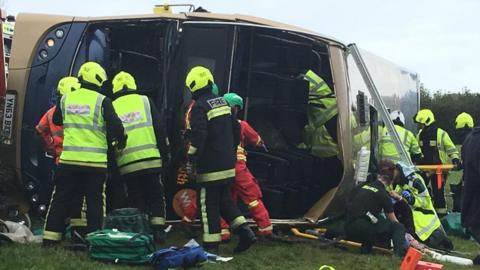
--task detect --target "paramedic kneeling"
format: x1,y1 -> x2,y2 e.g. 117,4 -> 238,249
345,160 -> 407,257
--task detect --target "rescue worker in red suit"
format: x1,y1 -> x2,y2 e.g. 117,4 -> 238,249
36,76 -> 87,241
36,77 -> 80,164
219,93 -> 273,241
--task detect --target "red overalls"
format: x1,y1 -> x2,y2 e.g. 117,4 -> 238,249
220,120 -> 272,239
175,108 -> 272,238
35,106 -> 64,164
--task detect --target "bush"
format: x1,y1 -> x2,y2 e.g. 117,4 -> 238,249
420,86 -> 479,143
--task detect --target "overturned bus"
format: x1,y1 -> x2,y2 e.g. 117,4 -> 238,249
0,7 -> 419,223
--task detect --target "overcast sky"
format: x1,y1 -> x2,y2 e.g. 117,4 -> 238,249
4,0 -> 480,92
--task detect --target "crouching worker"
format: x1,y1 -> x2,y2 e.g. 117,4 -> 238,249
388,162 -> 453,250
345,160 -> 407,257
220,93 -> 273,241
185,66 -> 256,253
111,71 -> 170,243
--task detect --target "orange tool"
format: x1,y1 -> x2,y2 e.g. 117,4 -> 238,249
400,247 -> 422,270
416,164 -> 454,190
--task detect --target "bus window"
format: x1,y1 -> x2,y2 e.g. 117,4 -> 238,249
167,23 -> 234,157
71,21 -> 171,101
230,26 -> 340,218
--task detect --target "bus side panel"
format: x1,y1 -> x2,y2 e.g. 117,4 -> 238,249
20,22 -> 86,213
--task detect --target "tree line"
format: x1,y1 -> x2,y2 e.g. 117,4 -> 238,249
420,86 -> 479,144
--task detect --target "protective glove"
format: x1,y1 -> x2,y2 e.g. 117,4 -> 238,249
452,158 -> 462,171
113,134 -> 128,151
401,190 -> 415,205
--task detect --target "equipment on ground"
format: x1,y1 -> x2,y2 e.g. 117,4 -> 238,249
150,246 -> 207,270
290,227 -> 392,255
86,229 -> 155,264
104,208 -> 151,234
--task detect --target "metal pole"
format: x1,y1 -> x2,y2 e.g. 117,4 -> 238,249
348,44 -> 411,165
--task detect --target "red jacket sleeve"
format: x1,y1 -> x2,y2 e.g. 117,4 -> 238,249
35,109 -> 54,148
241,121 -> 263,147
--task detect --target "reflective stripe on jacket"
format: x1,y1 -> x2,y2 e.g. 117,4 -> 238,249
379,125 -> 422,162
417,128 -> 459,164
237,120 -> 262,162
60,88 -> 108,168
113,93 -> 161,175
188,93 -> 237,184
302,124 -> 338,158
304,70 -> 338,127
388,174 -> 441,241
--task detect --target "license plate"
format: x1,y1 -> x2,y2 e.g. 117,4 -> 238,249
2,92 -> 16,144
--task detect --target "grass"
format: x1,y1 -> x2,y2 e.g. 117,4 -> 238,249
0,173 -> 478,270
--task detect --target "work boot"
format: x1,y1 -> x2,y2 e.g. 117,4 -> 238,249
203,242 -> 219,254
233,224 -> 256,253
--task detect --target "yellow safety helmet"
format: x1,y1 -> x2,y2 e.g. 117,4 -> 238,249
77,61 -> 107,87
185,66 -> 214,92
455,112 -> 474,129
57,76 -> 80,96
415,109 -> 435,126
112,71 -> 137,94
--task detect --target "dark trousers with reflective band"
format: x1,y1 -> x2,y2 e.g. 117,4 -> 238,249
106,154 -> 127,212
425,173 -> 447,214
124,172 -> 166,228
345,216 -> 407,256
44,167 -> 106,241
49,167 -> 88,236
69,194 -> 88,237
197,179 -> 246,244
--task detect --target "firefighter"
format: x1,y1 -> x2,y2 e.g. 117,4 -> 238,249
43,62 -> 126,246
220,93 -> 273,241
455,112 -> 474,145
111,71 -> 170,243
300,70 -> 342,188
185,66 -> 256,253
388,162 -> 452,250
415,109 -> 461,216
452,112 -> 474,212
345,160 -> 407,257
36,76 -> 88,239
379,110 -> 422,163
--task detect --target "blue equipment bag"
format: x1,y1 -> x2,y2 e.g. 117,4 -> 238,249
150,246 -> 207,270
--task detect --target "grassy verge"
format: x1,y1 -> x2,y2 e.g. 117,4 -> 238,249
0,172 -> 477,270
0,228 -> 478,270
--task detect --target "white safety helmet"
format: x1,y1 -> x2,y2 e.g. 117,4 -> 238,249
390,110 -> 405,125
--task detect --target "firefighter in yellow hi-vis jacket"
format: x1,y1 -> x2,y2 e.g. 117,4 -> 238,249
415,109 -> 461,216
111,71 -> 171,243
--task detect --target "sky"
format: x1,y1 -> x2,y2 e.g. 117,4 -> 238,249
4,0 -> 480,92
